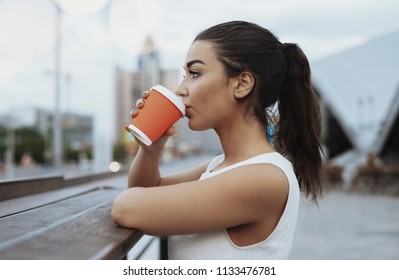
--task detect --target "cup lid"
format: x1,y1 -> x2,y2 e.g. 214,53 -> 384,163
152,85 -> 186,115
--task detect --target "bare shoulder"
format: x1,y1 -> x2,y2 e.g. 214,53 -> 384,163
202,163 -> 289,207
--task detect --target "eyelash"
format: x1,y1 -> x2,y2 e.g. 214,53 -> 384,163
183,70 -> 199,79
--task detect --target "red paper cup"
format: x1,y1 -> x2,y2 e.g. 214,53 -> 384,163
127,85 -> 185,146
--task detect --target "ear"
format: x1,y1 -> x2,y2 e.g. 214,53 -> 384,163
233,71 -> 255,100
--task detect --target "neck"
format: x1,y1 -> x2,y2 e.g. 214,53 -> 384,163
214,115 -> 275,166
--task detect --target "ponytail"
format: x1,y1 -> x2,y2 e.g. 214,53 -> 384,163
277,43 -> 323,203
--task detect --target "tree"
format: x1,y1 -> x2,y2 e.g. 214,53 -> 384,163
113,143 -> 128,163
0,125 -> 6,163
14,126 -> 45,164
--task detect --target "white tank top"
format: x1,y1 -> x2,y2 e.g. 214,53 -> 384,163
168,152 -> 300,260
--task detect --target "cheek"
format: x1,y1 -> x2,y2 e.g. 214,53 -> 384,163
191,85 -> 213,107
190,72 -> 232,110
199,81 -> 228,104
199,94 -> 210,106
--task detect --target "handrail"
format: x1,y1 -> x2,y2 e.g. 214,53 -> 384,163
0,169 -> 163,260
64,169 -> 128,186
0,169 -> 127,202
0,175 -> 64,202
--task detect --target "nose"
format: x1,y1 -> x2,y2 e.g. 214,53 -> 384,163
175,82 -> 188,98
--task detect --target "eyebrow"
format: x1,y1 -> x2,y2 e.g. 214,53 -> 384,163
184,59 -> 206,69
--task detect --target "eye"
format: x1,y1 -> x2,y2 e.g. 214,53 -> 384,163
182,69 -> 200,80
189,70 -> 199,79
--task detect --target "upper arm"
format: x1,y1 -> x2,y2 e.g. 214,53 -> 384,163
112,163 -> 289,236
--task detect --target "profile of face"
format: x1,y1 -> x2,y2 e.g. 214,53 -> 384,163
176,40 -> 240,131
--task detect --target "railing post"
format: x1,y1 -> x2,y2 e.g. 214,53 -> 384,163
160,238 -> 168,260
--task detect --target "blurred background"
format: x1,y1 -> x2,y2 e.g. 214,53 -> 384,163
1,0 -> 399,178
0,0 -> 399,259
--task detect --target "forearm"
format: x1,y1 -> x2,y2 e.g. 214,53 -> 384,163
128,147 -> 162,187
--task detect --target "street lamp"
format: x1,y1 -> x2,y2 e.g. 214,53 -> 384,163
52,3 -> 62,170
50,0 -> 111,171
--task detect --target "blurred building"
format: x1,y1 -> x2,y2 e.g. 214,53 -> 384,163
313,29 -> 399,179
36,109 -> 93,162
114,37 -> 221,156
0,108 -> 93,163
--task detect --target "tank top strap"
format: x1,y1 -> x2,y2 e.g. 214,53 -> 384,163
204,153 -> 293,176
243,153 -> 294,174
204,154 -> 224,173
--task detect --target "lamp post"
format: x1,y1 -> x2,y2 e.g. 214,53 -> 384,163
52,3 -> 62,170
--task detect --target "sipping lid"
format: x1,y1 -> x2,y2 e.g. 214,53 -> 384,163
152,85 -> 186,116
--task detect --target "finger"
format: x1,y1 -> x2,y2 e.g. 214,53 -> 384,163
165,126 -> 175,136
123,123 -> 130,132
142,90 -> 150,99
136,98 -> 145,109
130,109 -> 139,118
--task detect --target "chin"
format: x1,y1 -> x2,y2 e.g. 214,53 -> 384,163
187,119 -> 209,131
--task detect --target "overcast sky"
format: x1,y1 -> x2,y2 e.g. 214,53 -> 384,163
1,0 -> 399,147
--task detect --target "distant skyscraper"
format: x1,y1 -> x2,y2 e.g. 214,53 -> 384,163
138,37 -> 160,89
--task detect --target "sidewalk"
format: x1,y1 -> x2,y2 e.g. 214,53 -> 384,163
289,190 -> 399,259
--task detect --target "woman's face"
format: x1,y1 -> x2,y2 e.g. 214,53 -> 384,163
176,40 -> 238,131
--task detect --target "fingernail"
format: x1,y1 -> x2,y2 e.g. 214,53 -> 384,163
136,99 -> 144,107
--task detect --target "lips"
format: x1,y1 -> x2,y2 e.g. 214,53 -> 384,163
184,106 -> 192,118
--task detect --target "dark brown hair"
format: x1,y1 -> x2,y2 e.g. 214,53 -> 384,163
195,21 -> 323,203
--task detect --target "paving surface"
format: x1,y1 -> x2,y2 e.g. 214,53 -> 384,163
290,190 -> 399,259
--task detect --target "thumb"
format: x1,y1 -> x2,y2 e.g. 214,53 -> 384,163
165,126 -> 175,136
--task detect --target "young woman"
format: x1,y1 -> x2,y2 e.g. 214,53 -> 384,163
111,21 -> 323,259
